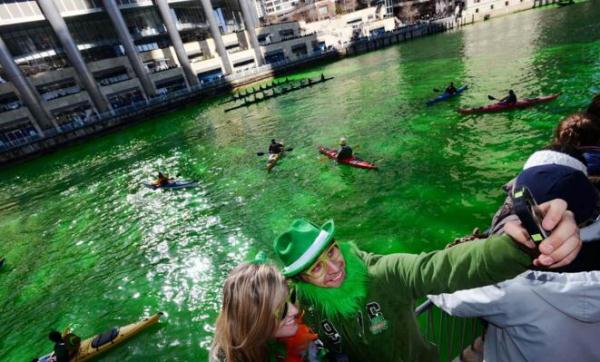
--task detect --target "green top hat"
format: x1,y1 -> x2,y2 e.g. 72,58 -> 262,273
274,219 -> 335,277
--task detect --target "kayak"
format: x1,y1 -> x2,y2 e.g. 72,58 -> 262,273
459,94 -> 560,114
35,312 -> 163,362
267,152 -> 283,172
319,146 -> 378,170
426,85 -> 468,106
143,180 -> 197,190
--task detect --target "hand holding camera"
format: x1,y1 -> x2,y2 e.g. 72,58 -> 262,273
504,193 -> 580,269
512,186 -> 549,257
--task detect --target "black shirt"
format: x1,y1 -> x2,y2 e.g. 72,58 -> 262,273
337,145 -> 353,160
269,143 -> 283,154
54,342 -> 70,362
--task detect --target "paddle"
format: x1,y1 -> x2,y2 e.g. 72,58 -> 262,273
488,95 -> 497,100
433,88 -> 441,92
257,147 -> 294,156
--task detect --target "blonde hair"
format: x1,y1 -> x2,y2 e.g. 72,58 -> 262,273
212,263 -> 288,362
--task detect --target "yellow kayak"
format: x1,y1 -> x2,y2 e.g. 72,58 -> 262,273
266,151 -> 283,172
36,312 -> 163,362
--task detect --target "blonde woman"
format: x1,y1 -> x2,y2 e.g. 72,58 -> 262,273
211,262 -> 323,362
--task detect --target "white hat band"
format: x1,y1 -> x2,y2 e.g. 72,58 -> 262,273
285,230 -> 330,272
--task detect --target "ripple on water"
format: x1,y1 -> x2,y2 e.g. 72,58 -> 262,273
2,3 -> 600,359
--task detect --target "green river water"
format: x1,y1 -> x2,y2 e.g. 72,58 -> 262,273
1,2 -> 600,360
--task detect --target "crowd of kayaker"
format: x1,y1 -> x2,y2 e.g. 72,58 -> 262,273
208,91 -> 600,362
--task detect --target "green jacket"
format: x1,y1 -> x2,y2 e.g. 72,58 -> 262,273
302,235 -> 531,361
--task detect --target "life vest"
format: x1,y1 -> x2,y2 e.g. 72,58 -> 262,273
276,314 -> 320,362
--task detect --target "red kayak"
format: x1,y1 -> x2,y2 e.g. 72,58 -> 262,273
459,94 -> 560,115
319,146 -> 378,170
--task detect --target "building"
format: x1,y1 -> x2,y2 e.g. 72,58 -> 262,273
0,0 -> 395,153
0,0 -> 268,148
458,0 -> 558,23
259,0 -> 300,17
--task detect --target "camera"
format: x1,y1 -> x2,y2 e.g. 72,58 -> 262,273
512,186 -> 549,245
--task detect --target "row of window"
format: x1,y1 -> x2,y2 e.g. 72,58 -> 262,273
1,5 -> 240,67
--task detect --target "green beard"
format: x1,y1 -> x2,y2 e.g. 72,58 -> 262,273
294,242 -> 368,320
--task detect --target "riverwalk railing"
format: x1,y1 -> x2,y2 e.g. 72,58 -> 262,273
416,299 -> 485,362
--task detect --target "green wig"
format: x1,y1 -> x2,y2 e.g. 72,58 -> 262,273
294,241 -> 368,320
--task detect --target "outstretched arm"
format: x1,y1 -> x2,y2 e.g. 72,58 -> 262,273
364,199 -> 580,300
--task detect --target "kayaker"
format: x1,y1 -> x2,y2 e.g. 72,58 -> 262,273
211,257 -> 327,361
62,329 -> 81,359
269,139 -> 284,155
500,90 -> 518,105
48,331 -> 69,362
155,172 -> 171,187
336,137 -> 353,161
445,82 -> 458,95
273,201 -> 581,361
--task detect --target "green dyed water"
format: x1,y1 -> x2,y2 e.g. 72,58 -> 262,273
1,2 -> 600,360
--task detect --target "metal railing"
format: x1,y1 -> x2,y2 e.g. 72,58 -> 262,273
416,299 -> 484,362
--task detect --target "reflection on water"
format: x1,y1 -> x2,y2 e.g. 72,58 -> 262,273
1,2 -> 600,360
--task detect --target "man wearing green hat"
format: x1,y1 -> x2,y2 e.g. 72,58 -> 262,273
273,199 -> 580,361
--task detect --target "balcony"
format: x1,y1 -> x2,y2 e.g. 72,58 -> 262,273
40,85 -> 82,102
0,101 -> 22,114
98,74 -> 131,86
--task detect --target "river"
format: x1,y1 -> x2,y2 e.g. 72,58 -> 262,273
1,1 -> 599,360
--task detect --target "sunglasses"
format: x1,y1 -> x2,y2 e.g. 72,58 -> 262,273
276,287 -> 297,321
303,241 -> 341,279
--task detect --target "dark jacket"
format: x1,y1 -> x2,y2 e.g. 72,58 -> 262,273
336,146 -> 353,160
269,143 -> 284,154
302,236 -> 531,361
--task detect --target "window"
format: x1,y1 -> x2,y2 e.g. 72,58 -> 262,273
94,67 -> 130,86
279,29 -> 294,38
312,41 -> 326,52
197,69 -> 223,84
233,59 -> 254,68
51,102 -> 95,129
123,7 -> 166,38
490,4 -> 494,9
0,93 -> 22,113
0,119 -> 39,149
291,44 -> 307,57
155,76 -> 186,94
258,33 -> 272,44
264,50 -> 285,64
144,59 -> 176,73
475,8 -> 479,12
36,79 -> 81,101
107,88 -> 145,109
67,14 -> 122,62
505,1 -> 509,5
